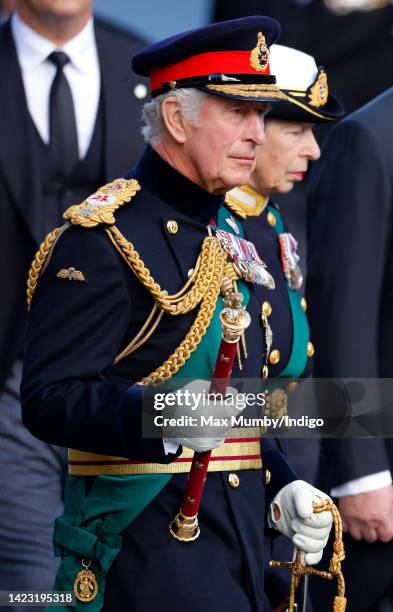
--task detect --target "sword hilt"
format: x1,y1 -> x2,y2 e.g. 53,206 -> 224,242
270,500 -> 347,612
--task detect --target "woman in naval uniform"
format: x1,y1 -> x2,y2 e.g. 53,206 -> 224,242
225,44 -> 344,611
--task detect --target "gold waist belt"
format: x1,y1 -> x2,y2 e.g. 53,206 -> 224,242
68,428 -> 262,475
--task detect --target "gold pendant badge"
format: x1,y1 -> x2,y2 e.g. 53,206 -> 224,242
308,68 -> 328,108
74,560 -> 98,602
249,32 -> 269,72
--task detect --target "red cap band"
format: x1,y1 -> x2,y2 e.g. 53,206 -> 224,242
150,50 -> 270,92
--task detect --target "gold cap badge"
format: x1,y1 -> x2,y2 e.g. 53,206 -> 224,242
249,32 -> 269,72
308,68 -> 329,108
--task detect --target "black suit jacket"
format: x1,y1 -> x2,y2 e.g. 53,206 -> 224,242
0,17 -> 148,392
306,87 -> 393,487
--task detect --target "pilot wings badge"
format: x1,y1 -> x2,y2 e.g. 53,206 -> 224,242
56,267 -> 86,282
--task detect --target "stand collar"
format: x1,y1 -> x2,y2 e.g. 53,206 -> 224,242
133,145 -> 224,224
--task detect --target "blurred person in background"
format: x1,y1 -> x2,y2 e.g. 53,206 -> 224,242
0,0 -> 147,607
225,43 -> 343,611
213,0 -> 393,116
307,87 -> 393,611
0,0 -> 14,22
212,0 -> 392,264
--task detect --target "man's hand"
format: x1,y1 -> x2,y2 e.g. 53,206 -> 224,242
270,480 -> 333,565
338,485 -> 393,543
164,379 -> 240,453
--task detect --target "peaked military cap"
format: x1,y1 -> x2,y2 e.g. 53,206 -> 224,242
267,44 -> 344,122
132,16 -> 287,103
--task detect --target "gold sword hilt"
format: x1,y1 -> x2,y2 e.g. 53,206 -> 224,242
269,500 -> 347,612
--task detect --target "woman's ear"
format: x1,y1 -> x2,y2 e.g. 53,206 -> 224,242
160,96 -> 188,144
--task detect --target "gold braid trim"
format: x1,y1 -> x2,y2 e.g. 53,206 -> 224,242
63,178 -> 141,228
26,178 -> 141,310
106,226 -> 224,315
224,196 -> 247,219
105,224 -> 227,384
140,248 -> 225,385
27,226 -> 65,310
207,83 -> 287,100
225,185 -> 268,219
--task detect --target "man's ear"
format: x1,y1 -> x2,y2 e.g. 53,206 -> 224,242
161,96 -> 188,144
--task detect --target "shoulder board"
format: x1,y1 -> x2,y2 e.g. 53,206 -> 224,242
63,178 -> 141,228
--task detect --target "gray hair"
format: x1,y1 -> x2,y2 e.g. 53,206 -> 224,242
141,88 -> 208,147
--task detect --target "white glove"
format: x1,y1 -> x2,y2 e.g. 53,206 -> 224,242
164,379 -> 240,453
270,480 -> 333,565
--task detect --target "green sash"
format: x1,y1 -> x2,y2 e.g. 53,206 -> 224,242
52,209 -> 248,611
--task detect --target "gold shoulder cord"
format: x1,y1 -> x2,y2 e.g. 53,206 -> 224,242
26,179 -> 141,310
106,225 -> 225,385
27,225 -> 66,310
26,177 -> 228,386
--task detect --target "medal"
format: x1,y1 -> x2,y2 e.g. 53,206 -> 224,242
278,233 -> 303,290
74,559 -> 98,602
215,229 -> 275,289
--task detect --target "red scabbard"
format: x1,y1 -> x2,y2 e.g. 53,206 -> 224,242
179,337 -> 239,518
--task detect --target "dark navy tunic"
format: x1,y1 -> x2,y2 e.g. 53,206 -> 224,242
22,146 -> 299,612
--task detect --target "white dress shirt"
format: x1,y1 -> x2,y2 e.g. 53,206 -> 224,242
11,12 -> 100,160
331,469 -> 392,497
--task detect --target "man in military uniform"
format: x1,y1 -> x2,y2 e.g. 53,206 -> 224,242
21,17 -> 334,612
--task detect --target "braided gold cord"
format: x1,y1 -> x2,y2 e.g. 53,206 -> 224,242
26,226 -> 64,310
106,226 -> 224,315
140,249 -> 225,385
313,500 -> 346,603
271,499 -> 346,612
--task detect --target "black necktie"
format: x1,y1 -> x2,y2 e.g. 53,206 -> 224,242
48,51 -> 79,176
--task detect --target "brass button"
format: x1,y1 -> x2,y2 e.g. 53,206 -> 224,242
301,297 -> 307,312
269,349 -> 280,365
286,381 -> 299,392
267,211 -> 276,227
166,220 -> 178,234
307,341 -> 315,358
169,80 -> 177,89
264,469 -> 271,485
228,473 -> 240,488
187,268 -> 194,278
262,301 -> 272,317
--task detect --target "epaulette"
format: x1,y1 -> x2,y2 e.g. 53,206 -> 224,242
63,178 -> 141,228
27,178 -> 141,309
